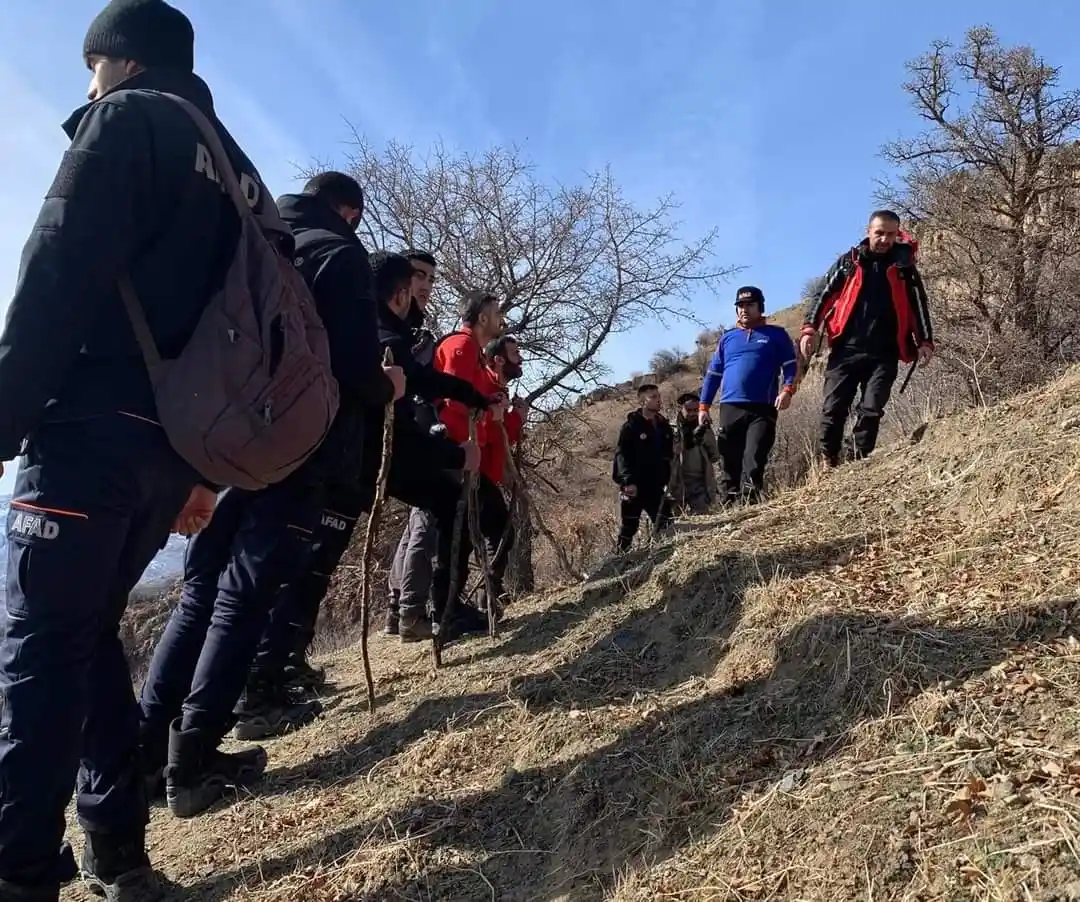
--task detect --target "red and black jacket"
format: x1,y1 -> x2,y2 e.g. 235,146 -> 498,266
802,235 -> 933,363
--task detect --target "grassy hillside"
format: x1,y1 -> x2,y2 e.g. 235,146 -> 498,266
64,361 -> 1080,900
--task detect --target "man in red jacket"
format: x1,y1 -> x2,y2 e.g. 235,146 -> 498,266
434,291 -> 515,607
800,210 -> 934,466
479,336 -> 526,611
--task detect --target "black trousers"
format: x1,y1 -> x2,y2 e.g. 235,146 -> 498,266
819,347 -> 899,463
476,475 -> 513,599
717,403 -> 777,501
617,484 -> 672,551
0,414 -> 195,887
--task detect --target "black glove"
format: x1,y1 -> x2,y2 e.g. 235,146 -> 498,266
468,389 -> 492,411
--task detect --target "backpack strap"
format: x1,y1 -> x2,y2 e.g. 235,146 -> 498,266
117,91 -> 285,377
118,273 -> 163,376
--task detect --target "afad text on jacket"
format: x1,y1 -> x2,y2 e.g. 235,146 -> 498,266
802,235 -> 934,364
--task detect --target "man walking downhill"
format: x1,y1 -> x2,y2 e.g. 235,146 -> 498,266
698,287 -> 798,504
800,210 -> 934,466
613,383 -> 675,552
669,391 -> 720,513
137,171 -> 406,821
0,1 -> 268,898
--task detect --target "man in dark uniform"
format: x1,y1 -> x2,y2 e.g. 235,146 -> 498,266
0,1 -> 271,898
612,383 -> 675,551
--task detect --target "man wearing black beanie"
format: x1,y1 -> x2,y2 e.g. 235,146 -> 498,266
0,2 -> 273,900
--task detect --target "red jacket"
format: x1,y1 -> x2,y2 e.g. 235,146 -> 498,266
801,235 -> 934,364
481,364 -> 523,487
434,328 -> 489,447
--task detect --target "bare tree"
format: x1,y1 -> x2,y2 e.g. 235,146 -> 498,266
801,274 -> 828,306
879,26 -> 1080,395
334,138 -> 740,408
306,138 -> 739,589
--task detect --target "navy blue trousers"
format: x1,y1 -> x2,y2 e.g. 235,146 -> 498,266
254,492 -> 361,674
0,415 -> 194,886
138,476 -> 324,757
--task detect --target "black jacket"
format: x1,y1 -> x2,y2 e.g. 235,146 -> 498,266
804,239 -> 933,359
0,69 -> 269,459
278,192 -> 393,485
404,301 -> 443,434
612,410 -> 675,490
358,303 -> 490,486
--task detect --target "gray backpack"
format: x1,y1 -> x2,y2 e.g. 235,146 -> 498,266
118,92 -> 339,491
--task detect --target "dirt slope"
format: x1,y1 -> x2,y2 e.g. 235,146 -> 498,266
62,366 -> 1080,902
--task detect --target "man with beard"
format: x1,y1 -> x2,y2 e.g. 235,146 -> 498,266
474,336 -> 527,615
800,210 -> 934,466
669,391 -> 719,513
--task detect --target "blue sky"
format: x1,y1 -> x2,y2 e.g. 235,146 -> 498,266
0,0 -> 1076,493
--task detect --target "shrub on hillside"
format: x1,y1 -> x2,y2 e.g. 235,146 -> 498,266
649,348 -> 687,379
692,329 -> 720,372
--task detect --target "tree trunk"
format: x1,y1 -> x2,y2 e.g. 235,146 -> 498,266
506,489 -> 535,595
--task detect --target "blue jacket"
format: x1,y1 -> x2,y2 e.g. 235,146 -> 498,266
699,323 -> 797,407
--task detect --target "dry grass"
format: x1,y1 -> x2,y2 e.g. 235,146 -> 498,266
60,364 -> 1080,902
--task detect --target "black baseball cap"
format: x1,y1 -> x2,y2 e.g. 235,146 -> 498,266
735,286 -> 765,307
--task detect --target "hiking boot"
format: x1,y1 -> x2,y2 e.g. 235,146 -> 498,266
383,606 -> 400,636
449,603 -> 490,637
384,591 -> 400,636
398,613 -> 434,644
232,677 -> 322,741
80,826 -> 162,901
281,656 -> 326,693
164,718 -> 267,819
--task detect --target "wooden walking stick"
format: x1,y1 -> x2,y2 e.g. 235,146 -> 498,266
467,448 -> 500,640
358,347 -> 396,714
432,412 -> 481,668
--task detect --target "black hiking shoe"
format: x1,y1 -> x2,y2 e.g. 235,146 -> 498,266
455,603 -> 490,635
383,606 -> 400,636
384,590 -> 400,636
164,719 -> 267,819
80,827 -> 163,901
281,656 -> 326,693
232,678 -> 322,741
429,604 -> 490,642
398,613 -> 434,644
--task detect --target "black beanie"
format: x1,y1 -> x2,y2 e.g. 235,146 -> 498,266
83,0 -> 194,72
735,286 -> 765,310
